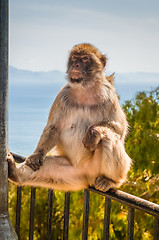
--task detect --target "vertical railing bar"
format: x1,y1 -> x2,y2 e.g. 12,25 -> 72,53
29,187 -> 36,240
103,197 -> 111,240
15,186 -> 22,239
47,189 -> 54,240
82,189 -> 90,240
0,0 -> 18,239
154,216 -> 159,240
63,192 -> 70,240
127,207 -> 134,240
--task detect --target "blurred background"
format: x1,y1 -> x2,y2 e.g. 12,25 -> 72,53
8,1 -> 159,239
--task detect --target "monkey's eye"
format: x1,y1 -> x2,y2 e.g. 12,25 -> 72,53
82,56 -> 88,61
71,56 -> 77,62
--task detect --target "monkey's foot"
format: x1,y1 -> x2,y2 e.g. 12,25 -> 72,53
82,125 -> 101,151
7,152 -> 15,165
7,152 -> 19,182
94,176 -> 115,192
25,152 -> 44,171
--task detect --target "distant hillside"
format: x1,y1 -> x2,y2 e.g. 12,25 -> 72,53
114,72 -> 159,102
9,66 -> 159,104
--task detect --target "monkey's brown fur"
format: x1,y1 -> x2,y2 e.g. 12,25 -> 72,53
7,43 -> 131,192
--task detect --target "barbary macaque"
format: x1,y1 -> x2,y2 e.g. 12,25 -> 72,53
7,43 -> 132,192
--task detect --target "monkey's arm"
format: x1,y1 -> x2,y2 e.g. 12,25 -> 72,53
83,100 -> 128,151
25,121 -> 58,171
34,124 -> 58,156
82,122 -> 123,152
106,121 -> 123,136
25,124 -> 59,170
25,91 -> 65,171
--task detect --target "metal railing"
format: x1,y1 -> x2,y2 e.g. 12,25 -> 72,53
10,153 -> 159,240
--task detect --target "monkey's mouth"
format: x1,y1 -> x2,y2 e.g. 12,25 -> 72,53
70,77 -> 83,83
69,69 -> 83,83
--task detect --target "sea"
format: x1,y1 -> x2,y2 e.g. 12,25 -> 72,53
9,88 -> 58,157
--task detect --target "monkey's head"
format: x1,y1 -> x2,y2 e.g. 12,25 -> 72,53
67,43 -> 106,87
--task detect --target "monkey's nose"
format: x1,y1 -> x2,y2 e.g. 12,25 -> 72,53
75,63 -> 79,67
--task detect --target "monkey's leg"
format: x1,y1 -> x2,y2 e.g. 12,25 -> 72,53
91,128 -> 131,192
7,153 -> 88,191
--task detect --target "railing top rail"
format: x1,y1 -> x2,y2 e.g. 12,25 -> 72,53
12,152 -> 159,217
89,187 -> 159,217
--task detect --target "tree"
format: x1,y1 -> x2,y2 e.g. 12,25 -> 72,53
123,87 -> 159,199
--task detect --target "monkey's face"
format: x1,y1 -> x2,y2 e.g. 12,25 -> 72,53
67,53 -> 105,87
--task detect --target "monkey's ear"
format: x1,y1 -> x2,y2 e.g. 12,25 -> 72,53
100,55 -> 106,68
107,73 -> 115,85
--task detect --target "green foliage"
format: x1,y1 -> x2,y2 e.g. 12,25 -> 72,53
9,87 -> 159,239
123,87 -> 159,176
123,87 -> 159,200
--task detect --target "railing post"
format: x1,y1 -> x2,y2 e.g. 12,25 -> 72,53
103,197 -> 111,240
29,187 -> 36,240
15,186 -> 22,239
127,207 -> 134,240
47,189 -> 54,240
82,189 -> 90,240
0,0 -> 18,239
63,192 -> 70,240
154,217 -> 159,240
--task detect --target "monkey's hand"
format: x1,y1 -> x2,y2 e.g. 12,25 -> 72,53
25,152 -> 44,171
82,125 -> 101,151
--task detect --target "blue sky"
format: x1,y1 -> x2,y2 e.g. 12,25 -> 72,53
10,0 -> 159,73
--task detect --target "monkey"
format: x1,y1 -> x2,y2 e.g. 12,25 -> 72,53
7,43 -> 132,192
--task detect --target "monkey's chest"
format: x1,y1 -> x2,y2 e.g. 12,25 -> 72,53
60,119 -> 90,163
57,109 -> 101,164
